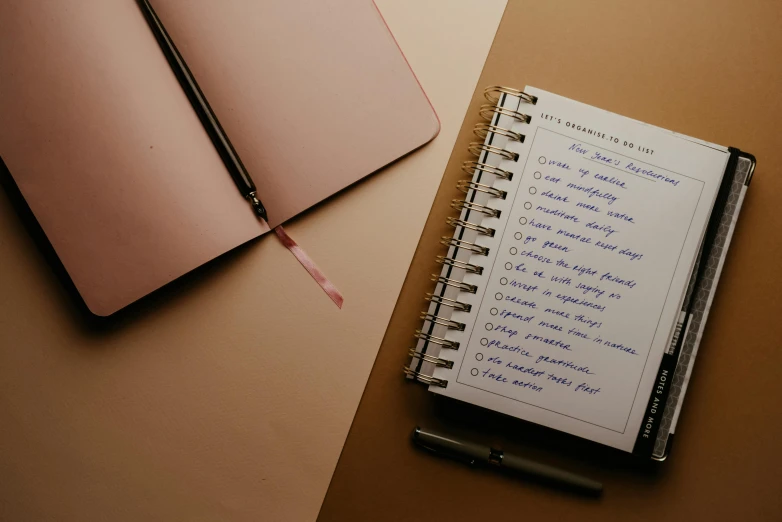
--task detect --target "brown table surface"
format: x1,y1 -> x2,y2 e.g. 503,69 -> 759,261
318,1 -> 782,521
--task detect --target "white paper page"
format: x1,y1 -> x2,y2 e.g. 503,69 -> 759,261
432,87 -> 729,451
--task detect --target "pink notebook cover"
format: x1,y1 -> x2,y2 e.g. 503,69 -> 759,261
0,0 -> 439,316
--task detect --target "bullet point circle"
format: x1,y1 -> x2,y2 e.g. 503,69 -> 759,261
529,186 -> 537,195
510,247 -> 518,255
514,232 -> 522,240
505,262 -> 513,270
524,202 -> 532,210
519,217 -> 528,225
534,171 -> 542,179
490,307 -> 498,315
485,323 -> 493,331
476,353 -> 484,361
480,338 -> 489,346
538,156 -> 546,164
500,277 -> 508,285
471,368 -> 479,376
495,293 -> 503,300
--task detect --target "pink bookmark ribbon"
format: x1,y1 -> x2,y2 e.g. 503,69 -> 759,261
271,224 -> 344,309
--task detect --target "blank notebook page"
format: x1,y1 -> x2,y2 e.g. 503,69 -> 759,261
0,1 -> 264,317
151,0 -> 440,227
431,87 -> 728,451
0,0 -> 438,316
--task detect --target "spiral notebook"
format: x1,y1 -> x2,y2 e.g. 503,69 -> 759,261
0,0 -> 438,316
406,86 -> 755,459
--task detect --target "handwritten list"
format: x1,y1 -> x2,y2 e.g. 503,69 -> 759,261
454,126 -> 706,433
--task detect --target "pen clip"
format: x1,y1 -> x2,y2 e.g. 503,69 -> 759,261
413,430 -> 477,466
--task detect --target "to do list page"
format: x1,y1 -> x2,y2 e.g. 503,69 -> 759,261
433,88 -> 729,451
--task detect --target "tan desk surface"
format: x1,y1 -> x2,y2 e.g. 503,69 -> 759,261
318,1 -> 782,521
0,1 -> 506,520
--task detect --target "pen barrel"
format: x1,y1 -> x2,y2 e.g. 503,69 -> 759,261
137,0 -> 259,200
414,428 -> 490,463
501,453 -> 603,495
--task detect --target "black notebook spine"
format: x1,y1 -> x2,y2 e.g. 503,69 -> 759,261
632,147 -> 755,459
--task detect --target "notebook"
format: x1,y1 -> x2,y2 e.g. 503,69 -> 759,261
406,85 -> 754,459
0,0 -> 438,316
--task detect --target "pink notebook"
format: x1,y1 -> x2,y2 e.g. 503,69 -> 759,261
0,0 -> 439,316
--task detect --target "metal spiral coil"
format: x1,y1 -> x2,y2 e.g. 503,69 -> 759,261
407,348 -> 454,369
462,160 -> 513,181
467,142 -> 519,161
425,293 -> 472,312
403,366 -> 448,387
473,122 -> 523,142
479,104 -> 531,124
415,328 -> 461,349
456,180 -> 507,199
484,85 -> 538,105
431,274 -> 478,294
435,255 -> 484,275
451,199 -> 501,218
445,217 -> 495,237
419,312 -> 466,331
440,237 -> 489,256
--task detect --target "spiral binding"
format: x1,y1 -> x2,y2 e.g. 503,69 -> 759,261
404,85 -> 537,388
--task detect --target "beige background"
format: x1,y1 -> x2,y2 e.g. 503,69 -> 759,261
0,1 -> 506,521
319,1 -> 782,521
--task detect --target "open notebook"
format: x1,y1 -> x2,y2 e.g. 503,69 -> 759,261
0,0 -> 438,316
407,86 -> 754,458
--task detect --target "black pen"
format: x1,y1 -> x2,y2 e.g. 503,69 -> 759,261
414,427 -> 603,495
137,0 -> 268,222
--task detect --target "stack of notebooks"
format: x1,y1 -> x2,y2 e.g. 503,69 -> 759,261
406,85 -> 754,459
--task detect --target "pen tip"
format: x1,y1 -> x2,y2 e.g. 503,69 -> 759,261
247,193 -> 269,222
256,207 -> 269,222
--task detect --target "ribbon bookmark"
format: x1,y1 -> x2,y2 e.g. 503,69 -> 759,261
272,225 -> 344,309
